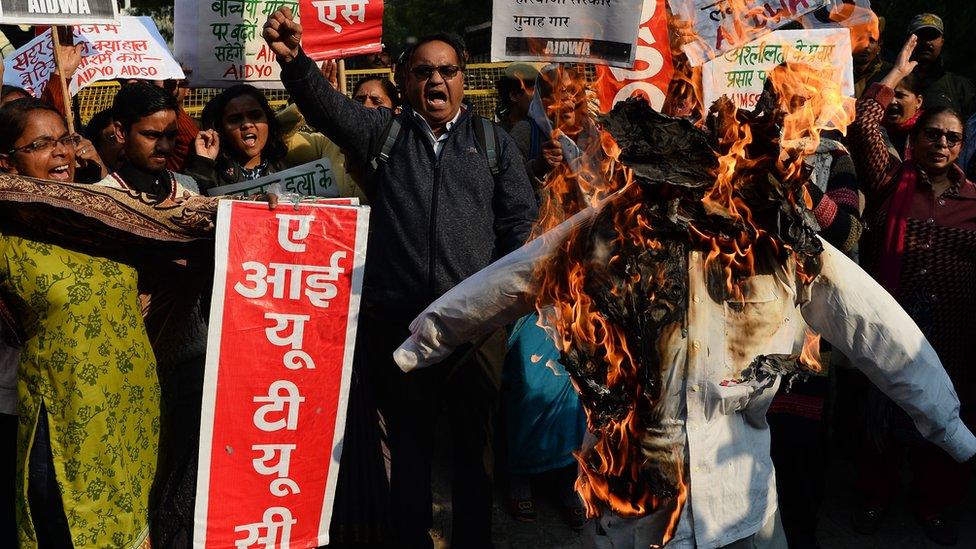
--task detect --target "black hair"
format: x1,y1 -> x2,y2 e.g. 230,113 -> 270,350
495,73 -> 534,112
200,84 -> 287,165
352,76 -> 400,108
111,82 -> 178,130
404,33 -> 467,71
0,98 -> 65,153
84,108 -> 114,146
911,106 -> 964,137
897,72 -> 925,96
0,85 -> 30,104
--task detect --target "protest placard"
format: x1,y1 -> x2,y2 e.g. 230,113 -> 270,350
595,0 -> 673,112
175,0 -> 297,89
491,0 -> 644,67
0,0 -> 118,25
701,28 -> 854,111
195,200 -> 369,548
208,158 -> 339,198
668,0 -> 829,66
298,0 -> 383,61
2,17 -> 184,97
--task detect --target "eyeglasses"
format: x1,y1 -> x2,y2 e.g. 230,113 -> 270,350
8,134 -> 82,155
921,127 -> 964,147
410,64 -> 462,81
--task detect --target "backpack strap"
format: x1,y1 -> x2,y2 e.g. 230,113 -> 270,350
370,116 -> 403,172
473,116 -> 500,177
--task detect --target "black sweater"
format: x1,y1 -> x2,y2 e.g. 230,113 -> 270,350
279,51 -> 538,313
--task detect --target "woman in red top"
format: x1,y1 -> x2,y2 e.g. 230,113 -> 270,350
849,35 -> 976,545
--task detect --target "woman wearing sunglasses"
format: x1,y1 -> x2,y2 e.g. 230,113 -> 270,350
849,35 -> 976,545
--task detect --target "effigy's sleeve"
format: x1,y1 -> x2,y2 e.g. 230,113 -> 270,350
394,207 -> 596,373
801,238 -> 976,462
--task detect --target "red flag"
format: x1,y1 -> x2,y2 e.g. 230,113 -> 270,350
595,0 -> 673,112
299,0 -> 384,60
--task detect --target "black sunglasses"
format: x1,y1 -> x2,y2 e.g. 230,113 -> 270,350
410,64 -> 462,81
921,127 -> 964,147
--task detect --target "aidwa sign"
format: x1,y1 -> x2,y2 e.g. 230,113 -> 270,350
0,0 -> 118,25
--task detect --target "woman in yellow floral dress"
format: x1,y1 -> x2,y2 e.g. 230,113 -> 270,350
0,98 -> 171,548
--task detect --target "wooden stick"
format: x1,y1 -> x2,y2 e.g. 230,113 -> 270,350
338,59 -> 347,96
51,26 -> 74,134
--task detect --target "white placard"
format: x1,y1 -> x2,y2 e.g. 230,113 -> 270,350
491,0 -> 645,68
175,0 -> 301,90
669,0 -> 829,66
3,17 -> 184,97
701,28 -> 854,111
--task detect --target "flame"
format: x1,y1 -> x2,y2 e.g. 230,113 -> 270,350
799,329 -> 823,373
530,4 -> 855,537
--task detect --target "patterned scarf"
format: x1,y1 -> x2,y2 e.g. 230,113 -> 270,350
0,174 -> 220,341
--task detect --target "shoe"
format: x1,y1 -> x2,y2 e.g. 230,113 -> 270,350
508,497 -> 537,523
850,507 -> 884,535
560,505 -> 587,531
918,515 -> 958,546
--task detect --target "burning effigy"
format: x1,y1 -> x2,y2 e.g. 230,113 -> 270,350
395,60 -> 975,549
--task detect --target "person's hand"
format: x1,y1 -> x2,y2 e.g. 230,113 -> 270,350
194,129 -> 220,160
320,59 -> 339,90
57,44 -> 84,79
882,35 -> 919,89
262,7 -> 302,63
74,136 -> 107,178
542,136 -> 564,168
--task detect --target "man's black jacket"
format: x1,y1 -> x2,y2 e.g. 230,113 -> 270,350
279,51 -> 538,314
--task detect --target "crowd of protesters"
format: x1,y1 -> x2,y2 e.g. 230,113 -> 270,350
0,3 -> 973,549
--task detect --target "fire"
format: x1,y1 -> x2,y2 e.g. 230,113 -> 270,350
799,329 -> 823,373
529,7 -> 854,541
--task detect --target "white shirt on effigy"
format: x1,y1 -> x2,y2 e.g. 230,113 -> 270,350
392,207 -> 976,549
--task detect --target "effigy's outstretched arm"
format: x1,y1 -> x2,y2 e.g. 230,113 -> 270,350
394,207 -> 597,373
803,239 -> 976,462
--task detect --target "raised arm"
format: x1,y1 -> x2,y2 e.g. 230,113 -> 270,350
263,7 -> 389,159
848,36 -> 917,196
801,239 -> 976,462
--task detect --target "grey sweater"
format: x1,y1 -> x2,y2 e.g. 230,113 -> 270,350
279,51 -> 538,313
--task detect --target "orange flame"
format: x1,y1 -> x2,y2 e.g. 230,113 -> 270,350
799,329 -> 823,373
531,5 -> 856,538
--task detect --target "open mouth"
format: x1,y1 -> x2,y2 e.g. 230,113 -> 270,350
425,88 -> 448,109
48,164 -> 70,181
243,132 -> 258,148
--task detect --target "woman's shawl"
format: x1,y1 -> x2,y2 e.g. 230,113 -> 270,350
0,174 -> 221,343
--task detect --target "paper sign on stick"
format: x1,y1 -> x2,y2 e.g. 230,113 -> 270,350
298,0 -> 383,60
701,28 -> 854,111
668,0 -> 829,67
595,0 -> 673,112
491,0 -> 645,68
195,201 -> 369,548
2,17 -> 184,97
175,0 -> 298,89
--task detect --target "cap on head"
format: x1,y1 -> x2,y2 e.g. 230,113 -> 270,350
503,63 -> 540,84
908,13 -> 944,36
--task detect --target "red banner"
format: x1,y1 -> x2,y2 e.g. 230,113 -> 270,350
595,0 -> 673,112
299,0 -> 384,61
194,200 -> 369,548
